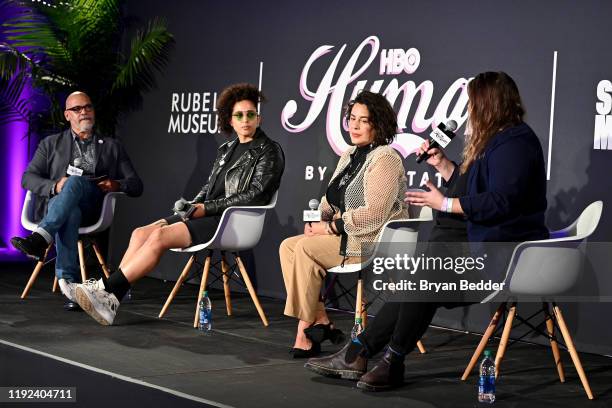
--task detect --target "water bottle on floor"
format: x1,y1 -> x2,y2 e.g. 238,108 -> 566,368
478,349 -> 496,403
350,317 -> 363,340
198,290 -> 212,334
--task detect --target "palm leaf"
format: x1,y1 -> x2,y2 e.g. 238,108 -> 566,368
0,70 -> 31,126
2,1 -> 72,67
1,1 -> 174,136
0,43 -> 32,79
112,18 -> 174,95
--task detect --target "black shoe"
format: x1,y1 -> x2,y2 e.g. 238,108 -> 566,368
11,233 -> 48,261
290,342 -> 321,359
63,300 -> 82,312
304,322 -> 346,345
304,342 -> 368,380
356,347 -> 405,391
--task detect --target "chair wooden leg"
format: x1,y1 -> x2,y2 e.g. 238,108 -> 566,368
193,256 -> 212,328
235,255 -> 269,327
52,276 -> 58,293
221,254 -> 232,316
77,240 -> 87,282
360,295 -> 368,328
355,278 -> 363,322
494,303 -> 516,379
416,340 -> 427,354
462,303 -> 506,380
544,302 -> 565,383
159,255 -> 195,318
91,242 -> 111,278
20,246 -> 51,299
553,304 -> 595,400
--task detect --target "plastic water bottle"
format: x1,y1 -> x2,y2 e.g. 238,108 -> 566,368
478,349 -> 496,403
198,290 -> 212,334
350,317 -> 363,340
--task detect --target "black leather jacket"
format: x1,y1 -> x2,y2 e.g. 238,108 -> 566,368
191,128 -> 284,215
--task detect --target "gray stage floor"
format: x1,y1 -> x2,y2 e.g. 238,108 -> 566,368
1,263 -> 611,408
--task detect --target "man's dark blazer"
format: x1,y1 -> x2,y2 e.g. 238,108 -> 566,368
22,129 -> 143,221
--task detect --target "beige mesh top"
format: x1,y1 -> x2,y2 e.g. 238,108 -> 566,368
320,145 -> 408,256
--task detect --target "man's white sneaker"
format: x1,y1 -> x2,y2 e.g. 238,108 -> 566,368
75,279 -> 119,326
58,278 -> 77,302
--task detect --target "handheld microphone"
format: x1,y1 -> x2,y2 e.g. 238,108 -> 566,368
303,199 -> 321,222
416,120 -> 458,163
173,198 -> 190,212
172,198 -> 196,220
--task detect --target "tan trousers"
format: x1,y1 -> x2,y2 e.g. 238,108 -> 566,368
280,234 -> 358,322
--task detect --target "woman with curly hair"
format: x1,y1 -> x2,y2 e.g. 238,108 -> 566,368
73,83 -> 285,326
280,90 -> 408,358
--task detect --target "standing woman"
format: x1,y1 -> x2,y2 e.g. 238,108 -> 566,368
305,71 -> 549,391
73,83 -> 285,325
280,91 -> 408,358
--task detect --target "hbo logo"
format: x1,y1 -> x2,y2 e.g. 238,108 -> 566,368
379,48 -> 421,75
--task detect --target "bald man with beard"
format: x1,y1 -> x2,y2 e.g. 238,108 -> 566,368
11,92 -> 143,310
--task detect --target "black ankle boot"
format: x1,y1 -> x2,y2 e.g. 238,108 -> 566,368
357,347 -> 405,391
304,341 -> 368,380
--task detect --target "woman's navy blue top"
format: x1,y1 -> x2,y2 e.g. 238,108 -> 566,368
458,122 -> 549,243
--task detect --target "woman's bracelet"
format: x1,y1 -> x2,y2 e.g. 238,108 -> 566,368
441,197 -> 454,213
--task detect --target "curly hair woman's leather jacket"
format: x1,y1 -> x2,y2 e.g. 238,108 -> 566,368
191,128 -> 284,215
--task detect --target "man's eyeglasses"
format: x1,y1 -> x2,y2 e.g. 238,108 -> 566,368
232,110 -> 258,121
65,104 -> 94,113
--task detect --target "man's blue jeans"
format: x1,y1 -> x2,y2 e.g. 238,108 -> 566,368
38,176 -> 104,282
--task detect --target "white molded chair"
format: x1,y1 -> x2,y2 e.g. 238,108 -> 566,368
325,205 -> 433,354
159,191 -> 278,327
461,201 -> 603,400
20,190 -> 125,299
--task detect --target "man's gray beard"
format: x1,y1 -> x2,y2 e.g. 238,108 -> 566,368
79,121 -> 94,133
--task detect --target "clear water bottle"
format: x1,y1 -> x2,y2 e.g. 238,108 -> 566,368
198,290 -> 212,334
350,317 -> 363,340
478,349 -> 496,403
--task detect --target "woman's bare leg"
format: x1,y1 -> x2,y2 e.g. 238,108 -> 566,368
293,302 -> 332,349
121,222 -> 191,284
294,319 -> 314,349
119,220 -> 166,269
314,301 -> 331,325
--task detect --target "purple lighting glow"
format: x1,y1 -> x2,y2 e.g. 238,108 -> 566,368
0,0 -> 34,261
8,121 -> 29,238
0,118 -> 29,259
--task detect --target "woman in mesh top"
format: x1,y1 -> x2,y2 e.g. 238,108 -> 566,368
304,71 -> 548,392
280,91 -> 408,358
